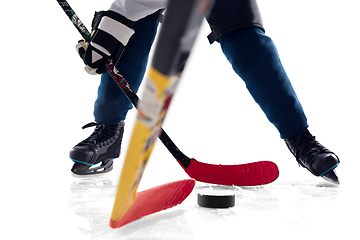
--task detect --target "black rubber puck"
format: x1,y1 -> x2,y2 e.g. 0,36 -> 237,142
197,193 -> 235,208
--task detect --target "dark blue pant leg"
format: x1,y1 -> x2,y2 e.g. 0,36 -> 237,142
94,13 -> 160,125
219,27 -> 308,139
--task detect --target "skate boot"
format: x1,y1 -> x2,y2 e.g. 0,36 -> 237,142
70,121 -> 125,176
285,129 -> 340,184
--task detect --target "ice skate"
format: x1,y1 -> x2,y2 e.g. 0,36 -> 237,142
285,129 -> 340,184
70,121 -> 125,176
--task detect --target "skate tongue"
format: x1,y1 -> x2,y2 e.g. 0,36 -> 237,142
82,122 -> 99,129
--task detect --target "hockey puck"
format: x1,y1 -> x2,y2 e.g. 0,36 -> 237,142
197,193 -> 235,208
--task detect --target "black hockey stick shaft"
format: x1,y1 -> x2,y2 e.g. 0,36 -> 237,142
57,0 -> 91,41
57,0 -> 280,187
56,0 -> 191,167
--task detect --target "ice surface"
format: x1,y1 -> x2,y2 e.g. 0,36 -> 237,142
2,0 -> 360,239
66,173 -> 356,240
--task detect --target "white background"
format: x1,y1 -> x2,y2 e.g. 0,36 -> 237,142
1,1 -> 359,239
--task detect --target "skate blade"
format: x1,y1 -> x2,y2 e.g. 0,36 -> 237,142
71,159 -> 114,178
71,169 -> 112,178
321,169 -> 339,185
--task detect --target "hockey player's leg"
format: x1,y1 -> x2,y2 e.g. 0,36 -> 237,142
219,27 -> 307,139
219,27 -> 339,183
70,12 -> 160,176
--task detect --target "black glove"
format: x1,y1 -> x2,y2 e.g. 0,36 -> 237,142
76,11 -> 135,74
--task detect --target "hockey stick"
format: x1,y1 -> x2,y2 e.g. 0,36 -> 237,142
56,0 -> 279,187
111,0 -> 213,226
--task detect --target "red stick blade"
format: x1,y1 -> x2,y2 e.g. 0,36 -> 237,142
109,179 -> 195,228
185,160 -> 279,186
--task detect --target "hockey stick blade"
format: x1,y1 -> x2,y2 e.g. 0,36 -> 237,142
159,130 -> 279,186
185,160 -> 279,186
109,179 -> 195,228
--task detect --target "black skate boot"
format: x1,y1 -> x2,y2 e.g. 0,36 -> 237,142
285,129 -> 340,184
70,121 -> 125,176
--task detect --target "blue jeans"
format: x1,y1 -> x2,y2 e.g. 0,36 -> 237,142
94,14 -> 308,139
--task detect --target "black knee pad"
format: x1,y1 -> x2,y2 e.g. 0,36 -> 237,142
206,0 -> 264,44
